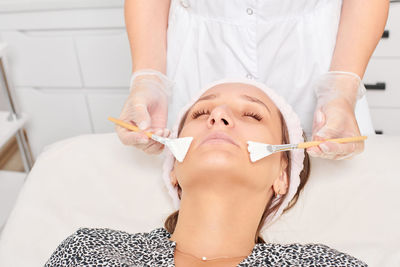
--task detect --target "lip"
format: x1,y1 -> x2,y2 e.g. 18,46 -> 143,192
200,131 -> 239,147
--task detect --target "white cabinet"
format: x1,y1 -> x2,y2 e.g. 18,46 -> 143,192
371,3 -> 400,57
365,1 -> 400,135
0,31 -> 82,87
364,58 -> 400,108
0,4 -> 130,159
370,108 -> 400,135
0,28 -> 132,88
75,30 -> 132,87
86,90 -> 129,133
0,5 -> 124,30
14,88 -> 92,158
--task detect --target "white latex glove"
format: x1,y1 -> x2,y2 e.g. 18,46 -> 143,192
116,69 -> 173,154
307,71 -> 366,160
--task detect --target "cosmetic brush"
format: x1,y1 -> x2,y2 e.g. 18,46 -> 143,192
247,136 -> 368,162
108,117 -> 193,162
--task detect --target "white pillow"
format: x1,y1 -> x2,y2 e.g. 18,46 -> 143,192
0,133 -> 398,267
264,135 -> 400,266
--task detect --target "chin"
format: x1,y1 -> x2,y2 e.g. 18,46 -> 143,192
188,150 -> 242,169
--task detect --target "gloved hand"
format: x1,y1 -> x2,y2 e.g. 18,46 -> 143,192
307,71 -> 366,160
116,69 -> 173,154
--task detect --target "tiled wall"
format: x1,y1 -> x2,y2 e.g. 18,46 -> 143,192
363,3 -> 400,135
0,5 -> 131,159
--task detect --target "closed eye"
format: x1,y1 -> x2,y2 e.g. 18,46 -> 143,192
191,109 -> 262,121
243,112 -> 263,121
191,109 -> 210,119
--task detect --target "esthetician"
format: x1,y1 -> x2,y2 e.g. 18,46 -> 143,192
116,0 -> 389,160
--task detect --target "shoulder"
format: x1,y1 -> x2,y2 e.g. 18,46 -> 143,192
57,227 -> 169,245
252,243 -> 368,266
44,227 -> 170,266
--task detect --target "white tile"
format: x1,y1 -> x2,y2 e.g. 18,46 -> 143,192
372,3 -> 400,57
0,0 -> 123,13
75,30 -> 132,87
14,87 -> 92,158
0,8 -> 125,30
364,58 -> 400,108
0,31 -> 82,87
370,108 -> 400,135
86,90 -> 129,133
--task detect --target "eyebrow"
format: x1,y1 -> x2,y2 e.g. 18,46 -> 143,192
193,93 -> 271,114
240,94 -> 271,114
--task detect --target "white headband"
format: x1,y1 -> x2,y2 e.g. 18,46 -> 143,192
162,78 -> 305,230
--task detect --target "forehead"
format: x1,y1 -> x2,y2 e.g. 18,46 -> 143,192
199,82 -> 278,112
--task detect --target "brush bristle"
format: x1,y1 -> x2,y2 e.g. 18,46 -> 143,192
247,141 -> 273,162
167,137 -> 193,162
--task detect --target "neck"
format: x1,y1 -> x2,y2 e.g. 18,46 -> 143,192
169,184 -> 270,259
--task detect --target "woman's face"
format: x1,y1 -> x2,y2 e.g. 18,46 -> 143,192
171,83 -> 288,197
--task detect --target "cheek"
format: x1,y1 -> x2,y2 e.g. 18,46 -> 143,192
251,118 -> 282,143
172,159 -> 200,190
172,164 -> 182,184
249,153 -> 282,188
236,123 -> 279,144
179,120 -> 202,138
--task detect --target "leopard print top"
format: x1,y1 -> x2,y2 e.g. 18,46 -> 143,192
45,227 -> 368,266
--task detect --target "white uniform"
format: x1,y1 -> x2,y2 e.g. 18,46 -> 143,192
165,0 -> 375,138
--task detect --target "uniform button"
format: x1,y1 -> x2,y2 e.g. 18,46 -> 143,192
246,8 -> 254,15
246,73 -> 254,79
180,0 -> 190,8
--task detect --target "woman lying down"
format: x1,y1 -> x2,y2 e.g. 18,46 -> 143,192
45,79 -> 367,267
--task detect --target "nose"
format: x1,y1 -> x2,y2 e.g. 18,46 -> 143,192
207,106 -> 234,128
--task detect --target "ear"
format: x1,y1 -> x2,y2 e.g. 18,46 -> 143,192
170,167 -> 178,187
272,157 -> 289,195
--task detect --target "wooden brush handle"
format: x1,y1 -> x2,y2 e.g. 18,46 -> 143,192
108,117 -> 153,138
298,136 -> 368,149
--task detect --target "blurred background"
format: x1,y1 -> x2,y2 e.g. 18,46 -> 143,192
0,0 -> 399,231
0,0 -> 130,231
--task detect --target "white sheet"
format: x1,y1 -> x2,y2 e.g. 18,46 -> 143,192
0,133 -> 398,267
